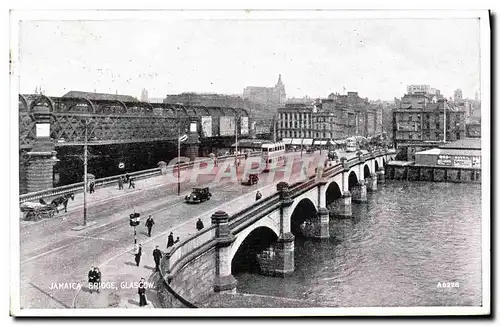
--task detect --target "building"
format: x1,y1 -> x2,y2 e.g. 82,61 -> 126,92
453,88 -> 463,102
392,88 -> 466,161
415,139 -> 481,169
276,91 -> 382,144
243,74 -> 286,107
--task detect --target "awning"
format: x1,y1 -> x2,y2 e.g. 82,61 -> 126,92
282,138 -> 292,145
291,139 -> 303,145
303,138 -> 314,145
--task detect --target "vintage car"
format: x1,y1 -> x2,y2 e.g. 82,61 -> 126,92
185,187 -> 212,204
241,173 -> 259,186
328,150 -> 339,161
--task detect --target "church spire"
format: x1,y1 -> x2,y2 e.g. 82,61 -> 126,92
277,74 -> 283,86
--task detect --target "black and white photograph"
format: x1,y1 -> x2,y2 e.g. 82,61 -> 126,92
8,7 -> 490,317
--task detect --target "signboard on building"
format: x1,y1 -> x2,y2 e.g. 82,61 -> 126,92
407,85 -> 430,94
220,116 -> 235,136
201,116 -> 212,137
190,121 -> 197,133
453,156 -> 472,168
240,116 -> 249,135
437,154 -> 452,166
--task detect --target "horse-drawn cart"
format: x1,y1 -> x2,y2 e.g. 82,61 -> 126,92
20,202 -> 56,221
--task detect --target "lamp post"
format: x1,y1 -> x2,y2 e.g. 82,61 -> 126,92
300,112 -> 304,158
177,108 -> 181,196
83,119 -> 89,226
129,211 -> 140,252
235,115 -> 238,166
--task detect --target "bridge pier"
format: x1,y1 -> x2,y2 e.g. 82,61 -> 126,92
330,191 -> 352,218
351,180 -> 367,202
26,102 -> 58,192
312,207 -> 330,238
366,173 -> 378,192
211,211 -> 237,294
258,232 -> 295,277
185,130 -> 201,161
376,169 -> 385,184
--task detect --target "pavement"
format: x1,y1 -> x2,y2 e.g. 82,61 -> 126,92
18,150 -> 356,310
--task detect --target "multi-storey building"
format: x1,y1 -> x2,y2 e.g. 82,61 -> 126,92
276,91 -> 382,142
277,103 -> 314,139
392,90 -> 466,160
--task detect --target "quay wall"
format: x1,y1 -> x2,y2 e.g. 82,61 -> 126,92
386,164 -> 481,183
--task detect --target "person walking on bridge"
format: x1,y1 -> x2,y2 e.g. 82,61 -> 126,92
145,215 -> 155,237
255,190 -> 262,201
196,218 -> 204,231
118,176 -> 124,190
167,232 -> 175,248
138,278 -> 148,307
129,178 -> 136,189
153,245 -> 162,272
135,244 -> 142,267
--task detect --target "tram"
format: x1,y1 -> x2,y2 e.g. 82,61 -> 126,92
346,137 -> 358,152
261,141 -> 286,172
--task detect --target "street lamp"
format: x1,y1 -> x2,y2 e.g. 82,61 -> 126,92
129,211 -> 140,252
82,119 -> 89,226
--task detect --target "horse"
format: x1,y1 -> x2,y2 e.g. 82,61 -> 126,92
50,193 -> 75,213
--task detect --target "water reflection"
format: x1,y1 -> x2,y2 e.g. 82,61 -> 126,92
234,181 -> 482,307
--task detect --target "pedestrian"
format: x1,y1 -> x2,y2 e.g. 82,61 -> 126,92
145,215 -> 155,237
214,157 -> 218,167
167,232 -> 175,248
152,246 -> 162,272
129,178 -> 136,189
175,237 -> 180,244
138,278 -> 148,307
196,218 -> 204,231
118,176 -> 124,190
255,190 -> 262,201
89,181 -> 95,194
125,173 -> 130,184
94,267 -> 101,293
135,244 -> 142,267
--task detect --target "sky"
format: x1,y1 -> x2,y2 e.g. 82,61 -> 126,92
17,16 -> 481,101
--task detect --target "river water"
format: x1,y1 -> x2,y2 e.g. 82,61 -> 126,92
234,181 -> 483,307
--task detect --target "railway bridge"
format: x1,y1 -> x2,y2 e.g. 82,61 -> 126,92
158,148 -> 396,307
19,94 -> 269,193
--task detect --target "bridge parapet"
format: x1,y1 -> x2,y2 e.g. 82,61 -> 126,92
157,149 -> 393,306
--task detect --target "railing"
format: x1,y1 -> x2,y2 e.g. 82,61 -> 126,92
19,153 -> 251,204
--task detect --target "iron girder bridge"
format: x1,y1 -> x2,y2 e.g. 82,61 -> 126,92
18,94 -> 250,149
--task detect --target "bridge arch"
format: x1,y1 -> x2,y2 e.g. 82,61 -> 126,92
363,164 -> 371,179
290,197 -> 318,236
231,225 -> 279,274
325,181 -> 342,210
348,170 -> 359,190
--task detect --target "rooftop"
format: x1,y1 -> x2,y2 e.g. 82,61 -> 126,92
439,139 -> 481,150
62,91 -> 138,102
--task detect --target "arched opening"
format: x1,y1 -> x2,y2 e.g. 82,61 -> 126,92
375,160 -> 380,172
290,198 -> 317,237
325,181 -> 342,210
364,164 -> 371,179
232,227 -> 278,275
348,171 -> 358,191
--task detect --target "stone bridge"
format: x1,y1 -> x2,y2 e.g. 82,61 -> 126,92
158,149 -> 396,307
